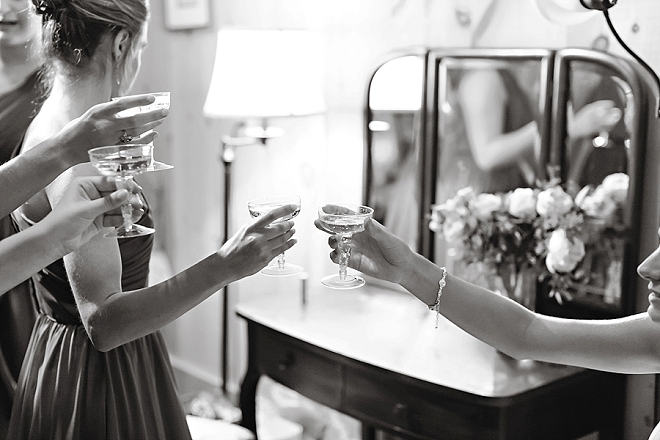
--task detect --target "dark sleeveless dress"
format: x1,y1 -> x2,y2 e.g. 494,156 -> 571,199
436,68 -> 537,204
0,70 -> 43,437
7,205 -> 192,439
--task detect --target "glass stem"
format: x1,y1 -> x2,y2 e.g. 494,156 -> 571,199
338,234 -> 352,281
277,252 -> 286,269
116,175 -> 134,231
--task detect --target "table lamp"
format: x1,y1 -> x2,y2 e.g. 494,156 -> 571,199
203,28 -> 325,395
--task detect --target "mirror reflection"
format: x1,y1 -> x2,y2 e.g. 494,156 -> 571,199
367,55 -> 424,250
559,60 -> 634,309
434,57 -> 545,280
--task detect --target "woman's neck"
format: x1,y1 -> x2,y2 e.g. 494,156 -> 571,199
23,72 -> 112,151
49,75 -> 112,117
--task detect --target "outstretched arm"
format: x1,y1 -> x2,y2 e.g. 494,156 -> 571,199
317,217 -> 660,374
0,94 -> 168,218
52,163 -> 298,352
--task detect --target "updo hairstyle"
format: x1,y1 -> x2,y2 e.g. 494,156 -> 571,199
31,0 -> 148,77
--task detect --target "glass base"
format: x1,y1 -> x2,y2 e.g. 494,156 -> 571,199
147,161 -> 174,172
321,273 -> 365,290
260,263 -> 304,277
104,224 -> 155,238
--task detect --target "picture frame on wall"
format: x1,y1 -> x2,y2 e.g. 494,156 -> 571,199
164,0 -> 210,31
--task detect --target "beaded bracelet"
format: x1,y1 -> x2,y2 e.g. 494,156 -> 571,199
428,267 -> 447,329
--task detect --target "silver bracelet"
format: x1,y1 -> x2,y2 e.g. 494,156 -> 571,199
428,267 -> 447,329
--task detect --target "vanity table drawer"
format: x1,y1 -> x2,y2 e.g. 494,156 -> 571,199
344,367 -> 498,440
254,327 -> 343,408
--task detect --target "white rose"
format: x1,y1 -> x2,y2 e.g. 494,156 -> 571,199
442,219 -> 466,245
599,173 -> 629,204
545,229 -> 586,273
455,187 -> 476,204
579,189 -> 617,220
536,186 -> 574,217
469,193 -> 502,221
507,188 -> 537,219
429,204 -> 447,232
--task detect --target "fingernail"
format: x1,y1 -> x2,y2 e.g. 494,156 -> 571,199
161,109 -> 169,116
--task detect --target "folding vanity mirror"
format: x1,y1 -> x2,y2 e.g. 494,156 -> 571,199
365,48 -> 647,319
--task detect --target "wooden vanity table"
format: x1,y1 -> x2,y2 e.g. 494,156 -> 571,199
237,283 -> 625,440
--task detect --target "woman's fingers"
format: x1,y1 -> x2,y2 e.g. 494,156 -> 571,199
270,234 -> 298,257
251,204 -> 297,229
107,94 -> 157,115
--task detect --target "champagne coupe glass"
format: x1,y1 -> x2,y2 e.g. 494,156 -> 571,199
88,144 -> 155,238
113,92 -> 173,171
318,204 -> 374,289
248,195 -> 302,276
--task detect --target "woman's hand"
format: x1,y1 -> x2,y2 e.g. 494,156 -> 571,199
315,215 -> 414,284
217,204 -> 298,279
46,176 -> 144,255
567,100 -> 621,139
56,94 -> 170,165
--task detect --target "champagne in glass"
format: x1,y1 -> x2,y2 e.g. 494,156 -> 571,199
248,195 -> 302,276
88,145 -> 155,238
318,204 -> 374,289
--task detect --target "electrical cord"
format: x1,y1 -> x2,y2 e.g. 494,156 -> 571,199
603,9 -> 660,117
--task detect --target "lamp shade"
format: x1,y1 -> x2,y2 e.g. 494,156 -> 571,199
203,29 -> 326,119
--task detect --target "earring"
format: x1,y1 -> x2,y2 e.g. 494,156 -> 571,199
115,63 -> 121,88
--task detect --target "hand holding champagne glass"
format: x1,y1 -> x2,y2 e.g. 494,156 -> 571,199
248,195 -> 302,276
318,204 -> 374,289
88,144 -> 154,238
113,92 -> 173,171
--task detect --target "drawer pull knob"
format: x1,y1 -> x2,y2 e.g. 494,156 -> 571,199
393,403 -> 407,416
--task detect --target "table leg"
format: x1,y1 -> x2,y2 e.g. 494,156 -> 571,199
362,423 -> 376,440
239,366 -> 260,438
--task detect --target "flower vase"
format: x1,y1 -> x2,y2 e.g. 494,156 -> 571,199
491,265 -> 537,311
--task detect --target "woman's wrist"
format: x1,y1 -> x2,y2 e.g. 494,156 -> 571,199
400,253 -> 445,307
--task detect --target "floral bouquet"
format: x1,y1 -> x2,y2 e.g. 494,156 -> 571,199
429,173 -> 629,305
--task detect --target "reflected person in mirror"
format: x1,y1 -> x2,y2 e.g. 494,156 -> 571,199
6,1 -> 298,439
565,63 -> 626,195
317,215 -> 660,440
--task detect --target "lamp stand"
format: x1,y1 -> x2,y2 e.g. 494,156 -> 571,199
218,120 -> 284,396
220,139 -> 234,396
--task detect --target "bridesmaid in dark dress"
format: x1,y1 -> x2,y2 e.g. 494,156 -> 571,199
0,1 -> 44,434
8,1 -> 298,438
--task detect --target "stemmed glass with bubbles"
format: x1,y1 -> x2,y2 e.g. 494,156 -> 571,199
88,144 -> 160,238
318,204 -> 374,289
113,92 -> 172,171
248,195 -> 302,276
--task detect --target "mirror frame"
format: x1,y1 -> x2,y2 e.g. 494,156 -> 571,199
420,48 -> 556,260
363,47 -> 429,253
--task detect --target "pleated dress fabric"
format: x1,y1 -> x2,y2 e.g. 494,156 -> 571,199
0,69 -> 43,438
7,203 -> 192,439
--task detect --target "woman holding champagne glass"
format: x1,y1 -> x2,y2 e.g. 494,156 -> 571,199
9,1 -> 298,438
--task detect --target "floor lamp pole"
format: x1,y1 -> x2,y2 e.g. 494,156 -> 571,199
220,140 -> 235,396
